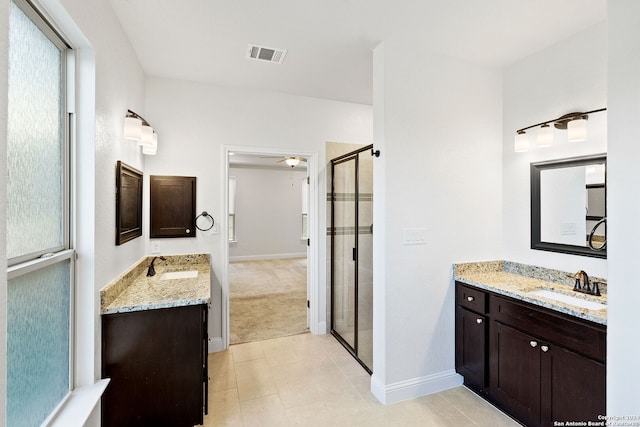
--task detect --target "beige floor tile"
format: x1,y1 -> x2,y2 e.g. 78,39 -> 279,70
201,388 -> 243,426
201,333 -> 516,427
233,358 -> 272,381
236,374 -> 279,402
239,394 -> 292,426
230,341 -> 265,363
209,363 -> 237,392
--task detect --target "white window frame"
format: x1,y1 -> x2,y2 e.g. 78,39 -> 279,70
7,0 -> 75,423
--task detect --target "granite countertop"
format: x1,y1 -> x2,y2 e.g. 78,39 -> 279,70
453,261 -> 607,325
100,254 -> 211,315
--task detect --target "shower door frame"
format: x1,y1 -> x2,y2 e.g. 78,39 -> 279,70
330,144 -> 373,374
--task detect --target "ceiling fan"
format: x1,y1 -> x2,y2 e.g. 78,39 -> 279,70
276,156 -> 307,167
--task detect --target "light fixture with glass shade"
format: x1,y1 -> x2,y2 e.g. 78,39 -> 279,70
123,109 -> 158,155
537,123 -> 554,148
567,116 -> 588,142
124,115 -> 142,140
513,108 -> 605,153
514,130 -> 529,152
285,157 -> 300,167
143,133 -> 158,155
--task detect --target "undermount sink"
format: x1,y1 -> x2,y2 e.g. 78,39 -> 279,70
528,289 -> 606,311
159,270 -> 198,280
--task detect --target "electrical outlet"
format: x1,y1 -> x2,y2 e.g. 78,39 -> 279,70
151,242 -> 160,254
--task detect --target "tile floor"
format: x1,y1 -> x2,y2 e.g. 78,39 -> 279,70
199,333 -> 518,426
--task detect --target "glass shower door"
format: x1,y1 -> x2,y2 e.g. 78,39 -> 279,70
331,157 -> 357,350
330,144 -> 374,373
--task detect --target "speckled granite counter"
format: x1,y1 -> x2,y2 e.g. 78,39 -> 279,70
453,260 -> 607,325
100,254 -> 211,315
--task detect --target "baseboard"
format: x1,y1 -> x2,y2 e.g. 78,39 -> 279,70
313,321 -> 327,335
371,370 -> 463,405
208,337 -> 225,353
229,253 -> 307,262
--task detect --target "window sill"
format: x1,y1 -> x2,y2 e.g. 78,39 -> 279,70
46,379 -> 110,427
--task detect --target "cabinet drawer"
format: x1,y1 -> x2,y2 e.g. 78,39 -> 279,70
456,282 -> 487,314
490,295 -> 606,362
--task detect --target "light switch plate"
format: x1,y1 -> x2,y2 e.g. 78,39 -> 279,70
403,228 -> 428,245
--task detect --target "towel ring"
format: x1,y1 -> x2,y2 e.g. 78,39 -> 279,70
195,211 -> 215,231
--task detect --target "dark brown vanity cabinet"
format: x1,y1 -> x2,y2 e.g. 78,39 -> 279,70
101,304 -> 208,427
455,282 -> 606,427
455,285 -> 488,394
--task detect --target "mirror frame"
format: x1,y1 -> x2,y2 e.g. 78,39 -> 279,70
115,161 -> 143,245
530,153 -> 607,259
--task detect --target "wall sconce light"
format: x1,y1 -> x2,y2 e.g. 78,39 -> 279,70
514,108 -> 605,152
124,109 -> 158,155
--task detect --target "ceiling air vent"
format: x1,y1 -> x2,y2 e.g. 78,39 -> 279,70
247,44 -> 288,64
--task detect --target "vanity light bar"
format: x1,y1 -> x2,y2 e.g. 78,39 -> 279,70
124,109 -> 159,155
514,107 -> 606,153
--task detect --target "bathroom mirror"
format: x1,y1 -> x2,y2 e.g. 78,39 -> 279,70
116,161 -> 143,245
531,154 -> 606,258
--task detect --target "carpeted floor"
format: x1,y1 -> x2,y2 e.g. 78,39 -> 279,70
229,258 -> 308,344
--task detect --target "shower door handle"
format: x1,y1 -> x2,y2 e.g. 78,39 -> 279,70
352,247 -> 357,262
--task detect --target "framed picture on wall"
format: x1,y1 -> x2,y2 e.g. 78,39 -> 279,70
116,161 -> 143,245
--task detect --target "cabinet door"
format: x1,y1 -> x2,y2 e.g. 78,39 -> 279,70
540,344 -> 606,427
150,175 -> 196,238
455,306 -> 486,392
490,321 -> 541,427
102,305 -> 204,427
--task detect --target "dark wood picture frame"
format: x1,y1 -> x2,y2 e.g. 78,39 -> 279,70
530,153 -> 606,259
116,161 -> 143,245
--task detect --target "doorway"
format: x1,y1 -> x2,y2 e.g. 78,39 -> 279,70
222,146 -> 319,349
330,144 -> 374,373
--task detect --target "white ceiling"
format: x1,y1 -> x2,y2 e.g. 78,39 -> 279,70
109,0 -> 606,105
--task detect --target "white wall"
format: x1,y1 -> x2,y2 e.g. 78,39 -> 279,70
55,2 -> 146,402
144,76 -> 373,346
229,166 -> 307,260
502,23 -> 607,277
607,0 -> 640,414
372,40 -> 503,403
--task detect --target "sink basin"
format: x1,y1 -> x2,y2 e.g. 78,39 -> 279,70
528,289 -> 606,311
159,270 -> 198,280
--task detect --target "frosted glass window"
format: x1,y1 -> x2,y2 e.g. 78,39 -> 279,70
7,0 -> 65,260
7,1 -> 73,425
7,260 -> 71,427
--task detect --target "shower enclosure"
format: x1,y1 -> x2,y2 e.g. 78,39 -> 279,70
330,144 -> 374,373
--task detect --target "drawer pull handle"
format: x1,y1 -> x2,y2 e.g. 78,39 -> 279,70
467,296 -> 474,302
541,345 -> 549,353
530,341 -> 538,348
476,318 -> 483,324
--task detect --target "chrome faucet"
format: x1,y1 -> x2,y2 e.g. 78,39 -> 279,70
146,256 -> 166,277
